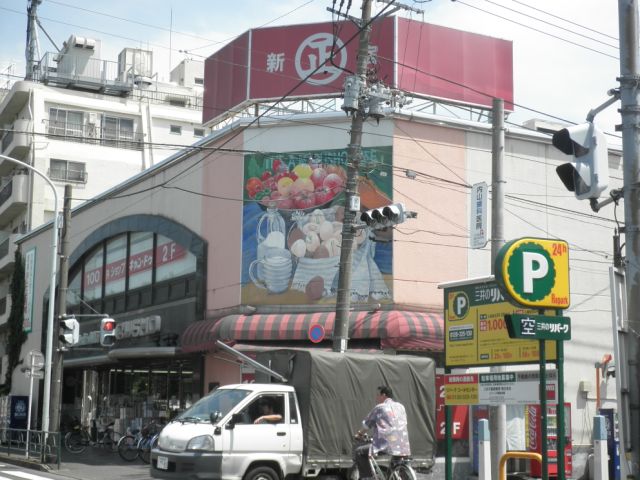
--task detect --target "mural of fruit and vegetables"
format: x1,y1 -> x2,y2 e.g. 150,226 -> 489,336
241,146 -> 394,305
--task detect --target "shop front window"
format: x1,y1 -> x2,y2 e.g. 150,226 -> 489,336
105,235 -> 127,295
129,232 -> 153,289
83,246 -> 103,301
156,234 -> 196,282
68,270 -> 81,307
71,230 -> 198,307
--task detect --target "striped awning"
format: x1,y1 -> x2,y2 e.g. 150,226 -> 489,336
210,310 -> 444,352
180,319 -> 219,354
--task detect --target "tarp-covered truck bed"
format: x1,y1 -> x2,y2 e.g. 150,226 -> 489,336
256,349 -> 436,471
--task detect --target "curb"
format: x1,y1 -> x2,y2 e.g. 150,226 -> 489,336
0,454 -> 53,472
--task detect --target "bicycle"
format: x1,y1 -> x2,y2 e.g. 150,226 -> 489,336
117,420 -> 162,463
64,418 -> 122,454
352,433 -> 417,480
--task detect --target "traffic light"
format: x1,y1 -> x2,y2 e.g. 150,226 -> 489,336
552,122 -> 608,200
59,317 -> 79,346
100,317 -> 116,347
360,202 -> 413,230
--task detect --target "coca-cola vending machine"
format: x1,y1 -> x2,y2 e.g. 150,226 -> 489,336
527,403 -> 572,478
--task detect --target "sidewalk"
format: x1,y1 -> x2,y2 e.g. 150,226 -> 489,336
0,447 -> 152,480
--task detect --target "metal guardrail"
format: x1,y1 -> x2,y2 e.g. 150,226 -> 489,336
0,428 -> 61,468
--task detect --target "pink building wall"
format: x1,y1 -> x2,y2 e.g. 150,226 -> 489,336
201,132 -> 246,314
391,120 -> 468,309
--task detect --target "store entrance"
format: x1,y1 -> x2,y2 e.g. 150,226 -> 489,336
63,359 -> 200,435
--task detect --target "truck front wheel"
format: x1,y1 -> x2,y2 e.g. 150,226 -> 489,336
244,466 -> 280,480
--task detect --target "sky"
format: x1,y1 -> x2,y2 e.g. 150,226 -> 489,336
0,0 -> 622,141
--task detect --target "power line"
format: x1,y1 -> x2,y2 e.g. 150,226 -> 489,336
453,0 -> 618,60
510,0 -> 618,42
482,0 -> 618,50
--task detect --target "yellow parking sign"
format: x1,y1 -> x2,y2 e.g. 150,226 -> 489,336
495,238 -> 570,309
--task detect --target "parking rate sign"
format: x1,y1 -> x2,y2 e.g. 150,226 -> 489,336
444,280 -> 557,367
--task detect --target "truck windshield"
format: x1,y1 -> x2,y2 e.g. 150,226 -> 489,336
177,388 -> 252,422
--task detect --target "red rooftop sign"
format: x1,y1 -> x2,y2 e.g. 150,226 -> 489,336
203,17 -> 513,126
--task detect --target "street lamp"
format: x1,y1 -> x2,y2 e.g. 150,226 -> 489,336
0,154 -> 59,434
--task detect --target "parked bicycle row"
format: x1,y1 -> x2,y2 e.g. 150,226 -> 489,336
63,417 -> 163,464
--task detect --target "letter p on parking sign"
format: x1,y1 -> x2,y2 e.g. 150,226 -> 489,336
495,238 -> 570,309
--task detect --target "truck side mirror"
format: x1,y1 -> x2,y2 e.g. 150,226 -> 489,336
210,411 -> 221,424
225,412 -> 244,429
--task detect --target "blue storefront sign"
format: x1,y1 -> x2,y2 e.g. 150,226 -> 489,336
9,395 -> 28,429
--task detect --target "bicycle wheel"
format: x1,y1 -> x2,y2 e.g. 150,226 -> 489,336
103,430 -> 122,452
391,464 -> 417,480
371,459 -> 386,480
138,435 -> 152,464
117,434 -> 139,461
64,430 -> 88,454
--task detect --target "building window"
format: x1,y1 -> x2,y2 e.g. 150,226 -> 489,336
194,128 -> 204,137
105,235 -> 127,295
102,116 -> 135,149
83,245 -> 104,301
129,231 -> 153,289
194,77 -> 204,86
170,125 -> 182,135
69,231 -> 197,308
50,159 -> 87,183
48,108 -> 83,139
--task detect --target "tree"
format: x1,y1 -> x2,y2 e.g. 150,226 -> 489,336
0,250 -> 27,394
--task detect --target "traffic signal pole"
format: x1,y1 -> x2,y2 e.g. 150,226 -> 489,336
49,184 -> 71,435
333,0 -> 372,353
617,1 -> 640,476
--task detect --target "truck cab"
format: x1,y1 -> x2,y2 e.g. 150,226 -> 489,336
151,383 -> 303,480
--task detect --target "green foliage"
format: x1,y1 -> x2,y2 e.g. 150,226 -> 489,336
0,250 -> 27,394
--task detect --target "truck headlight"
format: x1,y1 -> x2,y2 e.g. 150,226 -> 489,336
186,435 -> 214,451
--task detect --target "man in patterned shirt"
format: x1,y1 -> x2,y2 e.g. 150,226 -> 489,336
355,386 -> 411,479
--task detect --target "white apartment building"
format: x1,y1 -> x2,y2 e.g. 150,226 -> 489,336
0,35 -> 205,376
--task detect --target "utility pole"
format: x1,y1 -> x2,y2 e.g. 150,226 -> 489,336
489,98 -> 506,479
617,1 -> 640,477
333,0 -> 373,353
25,0 -> 43,80
49,184 -> 71,434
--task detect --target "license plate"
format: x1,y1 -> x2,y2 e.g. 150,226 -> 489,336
157,456 -> 169,470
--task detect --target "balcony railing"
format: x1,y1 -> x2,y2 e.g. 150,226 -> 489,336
0,237 -> 10,260
131,89 -> 203,111
1,130 -> 14,152
43,120 -> 144,150
0,180 -> 13,208
37,52 -> 133,95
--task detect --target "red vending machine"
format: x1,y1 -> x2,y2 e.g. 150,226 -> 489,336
527,403 -> 572,478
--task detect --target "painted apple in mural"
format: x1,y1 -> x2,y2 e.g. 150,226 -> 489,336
294,190 -> 316,210
314,187 -> 334,206
323,173 -> 344,194
309,167 -> 328,189
325,164 -> 347,182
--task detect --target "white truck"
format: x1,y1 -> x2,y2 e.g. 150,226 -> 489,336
150,348 -> 436,480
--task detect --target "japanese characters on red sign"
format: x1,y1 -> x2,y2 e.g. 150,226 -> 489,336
203,18 -> 513,126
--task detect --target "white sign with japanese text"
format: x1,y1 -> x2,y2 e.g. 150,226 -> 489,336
445,369 -> 558,406
469,182 -> 488,249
